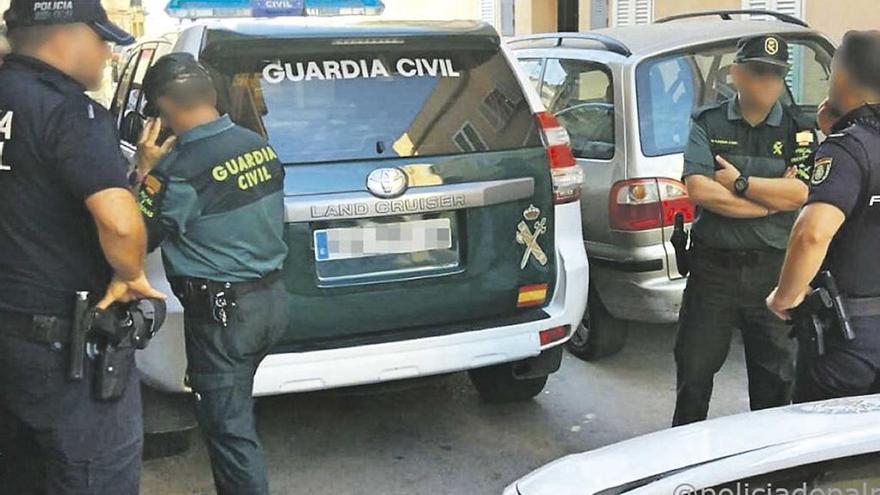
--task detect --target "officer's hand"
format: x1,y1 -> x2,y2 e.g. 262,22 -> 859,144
98,273 -> 166,310
714,155 -> 741,191
783,166 -> 798,179
766,286 -> 806,321
135,118 -> 177,177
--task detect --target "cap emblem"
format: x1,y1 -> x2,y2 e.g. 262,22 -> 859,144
765,37 -> 780,56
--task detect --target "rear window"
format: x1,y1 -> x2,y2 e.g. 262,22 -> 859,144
635,37 -> 832,157
204,40 -> 542,164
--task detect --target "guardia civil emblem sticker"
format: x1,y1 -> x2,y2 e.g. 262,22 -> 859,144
812,157 -> 833,185
771,140 -> 784,156
765,37 -> 779,55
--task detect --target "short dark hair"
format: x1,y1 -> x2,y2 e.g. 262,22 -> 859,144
160,78 -> 218,110
143,53 -> 218,116
837,30 -> 880,94
5,25 -> 62,53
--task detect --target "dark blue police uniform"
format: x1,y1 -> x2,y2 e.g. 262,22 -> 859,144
796,104 -> 880,402
0,55 -> 142,494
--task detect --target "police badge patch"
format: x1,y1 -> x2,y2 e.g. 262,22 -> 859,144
812,157 -> 833,185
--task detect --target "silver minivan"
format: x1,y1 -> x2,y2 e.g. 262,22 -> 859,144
509,10 -> 834,360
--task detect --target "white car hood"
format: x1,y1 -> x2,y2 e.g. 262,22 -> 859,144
512,395 -> 880,495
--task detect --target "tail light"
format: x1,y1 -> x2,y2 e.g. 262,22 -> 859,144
539,325 -> 570,346
536,112 -> 584,204
609,178 -> 696,231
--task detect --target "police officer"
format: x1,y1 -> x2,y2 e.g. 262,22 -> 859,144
0,0 -> 164,493
133,53 -> 288,495
768,31 -> 880,402
674,35 -> 818,426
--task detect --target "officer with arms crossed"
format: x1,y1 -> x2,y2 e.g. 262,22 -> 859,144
674,35 -> 817,426
133,54 -> 288,495
0,0 -> 164,493
768,31 -> 880,402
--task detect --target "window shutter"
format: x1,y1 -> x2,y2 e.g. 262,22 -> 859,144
480,0 -> 497,26
634,0 -> 652,24
614,0 -> 652,27
741,0 -> 803,18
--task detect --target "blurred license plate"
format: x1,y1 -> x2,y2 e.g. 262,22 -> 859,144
314,219 -> 452,262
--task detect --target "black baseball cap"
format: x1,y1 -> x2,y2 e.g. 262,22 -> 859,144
142,53 -> 214,117
735,35 -> 791,70
836,30 -> 880,93
3,0 -> 134,45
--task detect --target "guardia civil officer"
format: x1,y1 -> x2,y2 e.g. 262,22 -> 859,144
674,35 -> 818,426
0,1 -> 164,493
768,31 -> 880,402
133,53 -> 288,495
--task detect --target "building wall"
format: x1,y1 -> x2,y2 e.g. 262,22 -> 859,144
653,0 -> 740,20
652,0 -> 880,43
515,0 -> 558,35
805,0 -> 880,43
381,0 -> 480,20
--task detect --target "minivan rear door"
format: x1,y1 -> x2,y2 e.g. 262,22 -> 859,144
202,27 -> 557,350
634,35 -> 834,279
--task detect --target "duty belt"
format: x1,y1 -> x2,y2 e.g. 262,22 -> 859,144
845,296 -> 880,318
691,243 -> 785,268
169,270 -> 283,300
0,311 -> 71,345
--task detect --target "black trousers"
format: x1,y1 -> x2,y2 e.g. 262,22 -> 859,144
183,278 -> 288,495
795,315 -> 880,403
0,325 -> 142,495
673,248 -> 795,426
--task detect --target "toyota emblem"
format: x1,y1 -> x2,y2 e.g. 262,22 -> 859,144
366,168 -> 408,198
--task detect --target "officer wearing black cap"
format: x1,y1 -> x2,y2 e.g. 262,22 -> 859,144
768,31 -> 880,402
133,53 -> 287,495
0,0 -> 163,493
674,35 -> 818,426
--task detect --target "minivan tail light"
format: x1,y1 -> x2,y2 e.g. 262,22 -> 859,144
609,178 -> 696,231
536,112 -> 584,204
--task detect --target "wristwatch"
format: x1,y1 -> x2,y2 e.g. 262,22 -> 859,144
734,175 -> 750,197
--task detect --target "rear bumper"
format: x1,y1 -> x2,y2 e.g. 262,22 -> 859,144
138,202 -> 589,395
586,242 -> 684,324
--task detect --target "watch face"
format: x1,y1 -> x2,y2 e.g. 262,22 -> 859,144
735,176 -> 748,195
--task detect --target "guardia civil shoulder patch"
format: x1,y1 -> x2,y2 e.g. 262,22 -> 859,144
811,157 -> 833,185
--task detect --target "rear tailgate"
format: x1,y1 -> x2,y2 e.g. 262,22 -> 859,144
203,28 -> 557,350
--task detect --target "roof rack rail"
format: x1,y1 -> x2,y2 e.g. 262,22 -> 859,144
507,32 -> 632,57
655,9 -> 809,28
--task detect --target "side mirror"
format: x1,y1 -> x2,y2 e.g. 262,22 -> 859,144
120,111 -> 145,144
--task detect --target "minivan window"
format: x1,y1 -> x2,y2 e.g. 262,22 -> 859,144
542,58 -> 614,160
206,44 -> 542,164
636,38 -> 832,157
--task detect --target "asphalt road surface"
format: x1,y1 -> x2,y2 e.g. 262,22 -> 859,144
142,323 -> 752,495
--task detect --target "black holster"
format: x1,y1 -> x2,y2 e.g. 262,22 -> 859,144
70,297 -> 167,402
671,212 -> 690,277
788,271 -> 856,359
93,337 -> 137,402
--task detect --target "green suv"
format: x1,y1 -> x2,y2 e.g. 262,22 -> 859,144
112,18 -> 589,403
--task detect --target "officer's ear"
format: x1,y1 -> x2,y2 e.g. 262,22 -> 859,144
729,63 -> 744,88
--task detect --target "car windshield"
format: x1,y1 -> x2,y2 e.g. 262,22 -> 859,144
203,40 -> 541,164
635,37 -> 832,157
